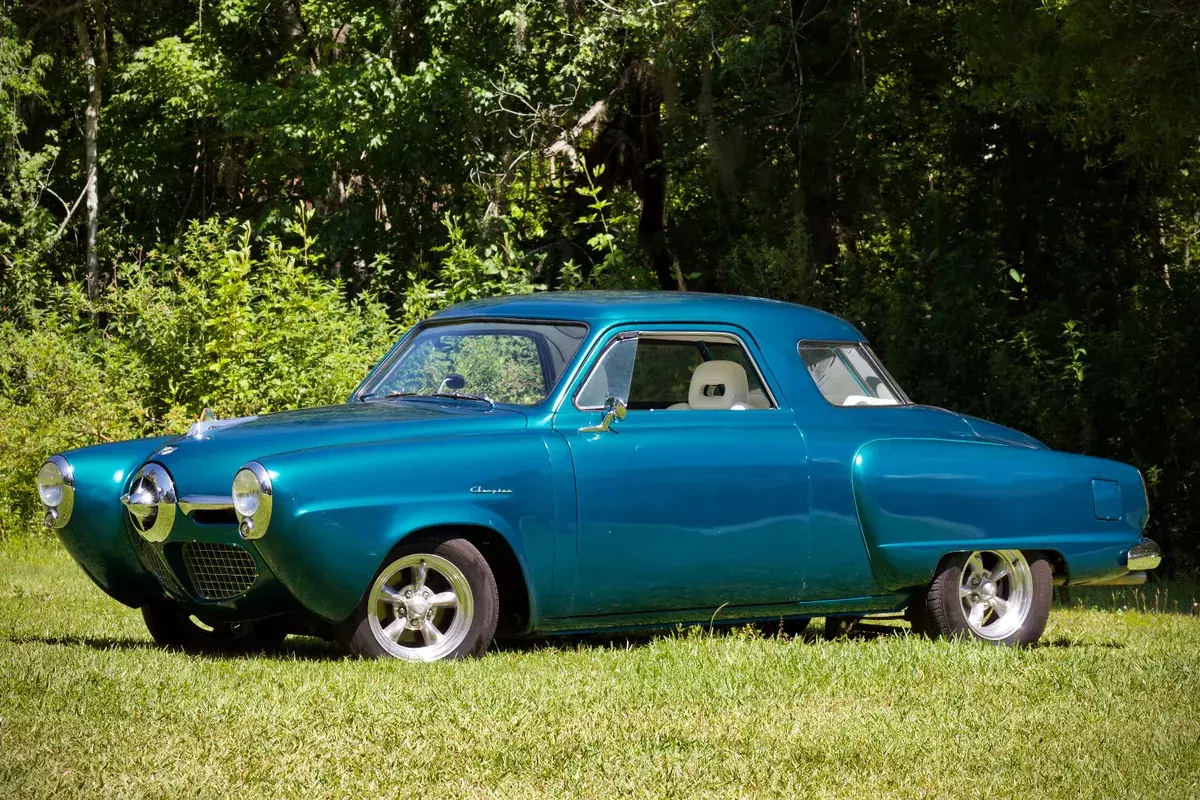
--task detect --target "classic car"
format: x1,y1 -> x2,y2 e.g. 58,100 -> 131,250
37,291 -> 1161,660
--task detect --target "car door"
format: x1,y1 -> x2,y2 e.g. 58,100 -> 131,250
551,326 -> 811,616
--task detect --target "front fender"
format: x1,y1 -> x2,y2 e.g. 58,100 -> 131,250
251,432 -> 558,623
55,436 -> 175,607
852,438 -> 1148,591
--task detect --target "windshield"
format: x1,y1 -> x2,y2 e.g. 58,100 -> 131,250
798,342 -> 908,406
359,321 -> 588,406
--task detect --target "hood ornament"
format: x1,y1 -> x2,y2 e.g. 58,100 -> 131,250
187,408 -> 258,439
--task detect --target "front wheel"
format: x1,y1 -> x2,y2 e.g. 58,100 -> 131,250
141,601 -> 288,653
340,537 -> 499,662
918,550 -> 1052,647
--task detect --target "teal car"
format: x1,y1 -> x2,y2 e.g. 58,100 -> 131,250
37,292 -> 1161,660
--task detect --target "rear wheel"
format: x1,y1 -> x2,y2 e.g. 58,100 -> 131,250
341,536 -> 499,661
921,550 -> 1051,646
141,601 -> 288,653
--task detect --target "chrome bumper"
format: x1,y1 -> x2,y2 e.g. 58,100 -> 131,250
1126,539 -> 1162,571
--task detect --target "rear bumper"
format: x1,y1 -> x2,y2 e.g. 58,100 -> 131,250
1126,538 -> 1162,571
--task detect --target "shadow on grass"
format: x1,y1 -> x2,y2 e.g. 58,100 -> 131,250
1036,636 -> 1124,650
493,619 -> 912,653
4,619 -> 1118,660
2,632 -> 344,661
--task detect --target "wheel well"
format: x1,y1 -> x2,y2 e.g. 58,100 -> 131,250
925,548 -> 1068,586
398,524 -> 532,635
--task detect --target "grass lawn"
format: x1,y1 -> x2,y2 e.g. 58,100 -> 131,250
2,537 -> 1199,799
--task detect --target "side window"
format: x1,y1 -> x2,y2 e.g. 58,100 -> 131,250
576,333 -> 774,411
799,343 -> 904,406
627,341 -> 703,408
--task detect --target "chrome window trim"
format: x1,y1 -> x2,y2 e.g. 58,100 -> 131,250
796,339 -> 911,407
572,329 -> 780,412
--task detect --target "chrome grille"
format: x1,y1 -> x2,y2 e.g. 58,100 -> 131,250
181,542 -> 257,600
129,533 -> 186,596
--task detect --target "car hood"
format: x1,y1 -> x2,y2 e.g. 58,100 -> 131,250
149,401 -> 528,495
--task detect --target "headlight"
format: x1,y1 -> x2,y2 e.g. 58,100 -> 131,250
232,469 -> 261,516
36,455 -> 74,529
38,462 -> 65,506
232,462 -> 271,540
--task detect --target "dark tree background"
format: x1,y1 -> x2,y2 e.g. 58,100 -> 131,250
1,0 -> 1198,566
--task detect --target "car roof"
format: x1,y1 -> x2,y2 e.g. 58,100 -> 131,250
429,291 -> 865,342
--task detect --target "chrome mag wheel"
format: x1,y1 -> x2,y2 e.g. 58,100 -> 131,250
367,553 -> 474,661
959,549 -> 1034,641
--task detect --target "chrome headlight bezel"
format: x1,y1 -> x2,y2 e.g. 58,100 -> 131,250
232,462 -> 272,540
37,455 -> 75,529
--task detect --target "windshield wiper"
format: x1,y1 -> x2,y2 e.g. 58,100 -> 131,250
369,390 -> 495,409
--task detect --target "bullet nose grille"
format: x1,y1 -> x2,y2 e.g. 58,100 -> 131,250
180,542 -> 257,600
129,533 -> 186,597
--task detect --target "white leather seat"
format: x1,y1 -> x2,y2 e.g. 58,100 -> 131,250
746,388 -> 770,409
668,360 -> 751,410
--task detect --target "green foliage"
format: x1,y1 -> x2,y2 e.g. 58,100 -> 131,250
0,208 -> 395,538
0,316 -> 150,537
400,213 -> 540,326
106,209 -> 395,421
3,0 -> 1200,564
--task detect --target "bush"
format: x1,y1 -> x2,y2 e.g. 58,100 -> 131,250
0,210 -> 399,538
0,317 -> 150,537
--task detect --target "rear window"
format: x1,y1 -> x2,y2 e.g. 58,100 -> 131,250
798,343 -> 906,407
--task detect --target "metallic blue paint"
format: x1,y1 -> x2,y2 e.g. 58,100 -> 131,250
47,291 -> 1155,635
51,436 -> 173,607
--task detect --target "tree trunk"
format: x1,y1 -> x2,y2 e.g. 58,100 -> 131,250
630,64 -> 680,291
72,2 -> 107,300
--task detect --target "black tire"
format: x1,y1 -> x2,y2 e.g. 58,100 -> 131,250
141,601 -> 289,653
923,550 -> 1052,647
340,536 -> 499,661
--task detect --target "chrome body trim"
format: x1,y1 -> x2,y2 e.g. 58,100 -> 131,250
1126,539 -> 1162,571
120,463 -> 176,543
232,461 -> 272,540
177,495 -> 236,515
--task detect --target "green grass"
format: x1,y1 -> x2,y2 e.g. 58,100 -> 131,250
2,539 -> 1199,799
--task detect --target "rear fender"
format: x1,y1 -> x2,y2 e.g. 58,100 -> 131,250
852,438 -> 1147,591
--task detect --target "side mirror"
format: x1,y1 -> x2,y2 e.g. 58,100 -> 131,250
579,396 -> 627,433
